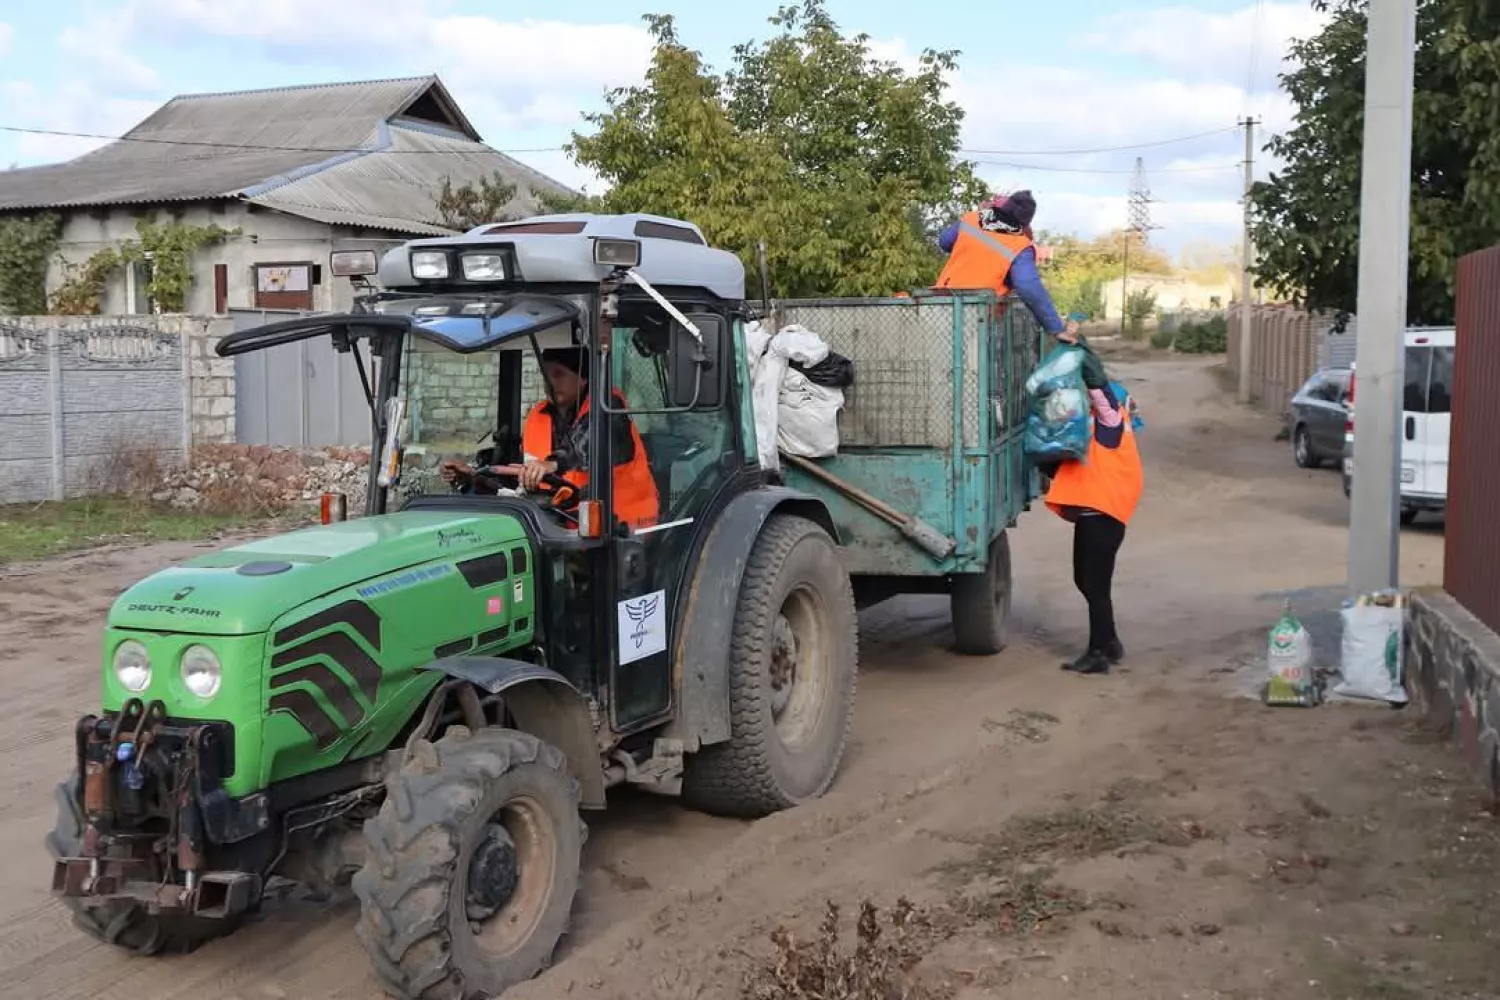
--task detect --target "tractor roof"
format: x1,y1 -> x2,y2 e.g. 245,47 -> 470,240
377,212 -> 747,301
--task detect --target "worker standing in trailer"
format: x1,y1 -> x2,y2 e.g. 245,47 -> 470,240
935,191 -> 1070,341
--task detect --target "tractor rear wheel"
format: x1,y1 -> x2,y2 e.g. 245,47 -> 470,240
682,515 -> 858,818
43,772 -> 242,955
951,531 -> 1014,656
353,727 -> 583,1000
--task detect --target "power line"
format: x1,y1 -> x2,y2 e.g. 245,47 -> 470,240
0,124 -> 564,156
969,158 -> 1241,175
0,122 -> 1245,161
962,126 -> 1241,157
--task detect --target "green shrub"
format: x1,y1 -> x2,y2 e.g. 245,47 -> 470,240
1150,327 -> 1176,350
1173,314 -> 1228,354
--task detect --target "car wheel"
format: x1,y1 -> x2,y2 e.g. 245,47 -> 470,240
1293,426 -> 1320,469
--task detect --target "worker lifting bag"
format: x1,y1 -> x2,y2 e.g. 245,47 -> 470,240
1023,344 -> 1091,464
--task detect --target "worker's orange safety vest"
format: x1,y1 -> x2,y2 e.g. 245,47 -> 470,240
522,391 -> 660,529
1044,418 -> 1145,526
934,211 -> 1035,296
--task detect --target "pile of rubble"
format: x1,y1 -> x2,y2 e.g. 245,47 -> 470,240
153,445 -> 371,513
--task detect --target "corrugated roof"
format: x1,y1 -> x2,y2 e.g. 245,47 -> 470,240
247,124 -> 573,235
0,75 -> 529,215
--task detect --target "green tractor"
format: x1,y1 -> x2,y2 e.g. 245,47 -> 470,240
47,214 -> 858,998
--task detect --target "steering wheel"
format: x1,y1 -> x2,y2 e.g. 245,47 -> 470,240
477,464 -> 585,522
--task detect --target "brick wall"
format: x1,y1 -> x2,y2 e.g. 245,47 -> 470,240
0,315 -> 236,504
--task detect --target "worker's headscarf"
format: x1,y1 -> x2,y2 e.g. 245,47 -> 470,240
980,190 -> 1037,239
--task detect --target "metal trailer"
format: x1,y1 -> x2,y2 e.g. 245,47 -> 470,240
772,290 -> 1044,654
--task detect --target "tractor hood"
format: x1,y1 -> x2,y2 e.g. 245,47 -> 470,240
109,509 -> 529,636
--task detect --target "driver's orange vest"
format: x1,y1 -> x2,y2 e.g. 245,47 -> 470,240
522,391 -> 660,529
935,211 -> 1034,296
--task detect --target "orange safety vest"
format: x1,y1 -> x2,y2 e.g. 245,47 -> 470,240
1044,417 -> 1145,526
522,391 -> 660,528
934,211 -> 1035,296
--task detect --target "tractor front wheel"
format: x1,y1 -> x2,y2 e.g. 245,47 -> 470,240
682,514 -> 858,818
352,727 -> 583,1000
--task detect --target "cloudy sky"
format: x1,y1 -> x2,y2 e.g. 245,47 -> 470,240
0,0 -> 1327,254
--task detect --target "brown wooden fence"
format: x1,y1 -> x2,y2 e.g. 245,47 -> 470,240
1225,304 -> 1328,418
1447,247 -> 1500,635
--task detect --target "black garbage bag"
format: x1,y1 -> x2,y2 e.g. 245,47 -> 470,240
792,351 -> 855,388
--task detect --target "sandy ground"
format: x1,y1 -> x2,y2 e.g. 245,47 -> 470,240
2,356 -> 1495,1000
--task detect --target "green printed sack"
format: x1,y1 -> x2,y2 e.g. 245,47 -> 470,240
1265,601 -> 1318,707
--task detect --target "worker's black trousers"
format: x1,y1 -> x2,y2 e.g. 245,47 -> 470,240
1072,513 -> 1127,653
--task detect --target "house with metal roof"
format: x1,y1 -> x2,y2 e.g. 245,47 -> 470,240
0,75 -> 575,314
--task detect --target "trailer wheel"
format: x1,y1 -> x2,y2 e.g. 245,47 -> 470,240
43,772 -> 242,956
353,727 -> 582,1000
683,515 -> 858,818
951,531 -> 1013,656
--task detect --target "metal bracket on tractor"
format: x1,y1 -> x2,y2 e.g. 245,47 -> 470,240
52,697 -> 263,921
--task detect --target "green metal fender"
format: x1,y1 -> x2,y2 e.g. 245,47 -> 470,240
662,486 -> 840,752
418,657 -> 607,809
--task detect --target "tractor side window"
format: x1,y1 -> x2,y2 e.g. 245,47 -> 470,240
615,325 -> 737,522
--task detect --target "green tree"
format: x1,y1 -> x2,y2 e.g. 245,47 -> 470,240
1039,229 -> 1172,319
434,172 -> 521,231
566,3 -> 987,297
0,214 -> 62,314
1250,0 -> 1498,324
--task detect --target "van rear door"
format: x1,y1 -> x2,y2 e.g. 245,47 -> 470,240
1401,328 -> 1455,500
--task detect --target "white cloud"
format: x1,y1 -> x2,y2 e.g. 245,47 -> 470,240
0,81 -> 159,162
59,21 -> 159,93
0,22 -> 12,56
123,2 -> 652,131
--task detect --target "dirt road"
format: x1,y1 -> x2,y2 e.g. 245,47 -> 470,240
3,356 -> 1494,1000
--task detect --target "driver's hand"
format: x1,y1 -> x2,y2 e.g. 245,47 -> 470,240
439,460 -> 473,485
519,459 -> 557,491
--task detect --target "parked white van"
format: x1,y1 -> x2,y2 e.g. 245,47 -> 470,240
1341,326 -> 1454,525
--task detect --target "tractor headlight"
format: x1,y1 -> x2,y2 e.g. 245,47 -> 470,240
181,645 -> 222,699
410,250 -> 450,280
461,253 -> 507,281
113,640 -> 152,692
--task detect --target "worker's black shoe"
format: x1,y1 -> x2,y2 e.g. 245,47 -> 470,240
1061,651 -> 1111,675
1101,639 -> 1125,664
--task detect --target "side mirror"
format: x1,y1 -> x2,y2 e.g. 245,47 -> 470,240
668,314 -> 725,409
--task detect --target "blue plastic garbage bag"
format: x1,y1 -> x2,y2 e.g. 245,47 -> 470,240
1024,344 -> 1092,464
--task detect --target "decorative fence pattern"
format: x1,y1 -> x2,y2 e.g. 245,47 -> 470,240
1225,304 -> 1356,417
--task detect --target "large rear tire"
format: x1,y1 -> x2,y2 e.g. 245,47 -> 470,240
951,531 -> 1014,656
43,773 -> 242,956
682,515 -> 858,819
353,727 -> 583,1000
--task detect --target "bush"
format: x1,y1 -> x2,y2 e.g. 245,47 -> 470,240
1174,314 -> 1229,354
1150,327 -> 1176,350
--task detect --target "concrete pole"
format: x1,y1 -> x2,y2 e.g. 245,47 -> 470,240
1237,117 -> 1257,403
1347,0 -> 1417,593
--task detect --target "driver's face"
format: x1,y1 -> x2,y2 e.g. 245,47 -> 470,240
543,362 -> 581,408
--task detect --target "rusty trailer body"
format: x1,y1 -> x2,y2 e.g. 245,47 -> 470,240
773,291 -> 1043,646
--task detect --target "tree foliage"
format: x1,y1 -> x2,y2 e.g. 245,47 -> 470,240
1038,230 -> 1173,319
0,214 -> 62,314
566,2 -> 987,297
1250,0 -> 1500,324
434,172 -> 520,231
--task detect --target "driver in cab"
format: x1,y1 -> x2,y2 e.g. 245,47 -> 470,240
439,348 -> 660,529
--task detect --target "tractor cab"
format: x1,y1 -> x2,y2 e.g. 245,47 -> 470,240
217,214 -> 760,733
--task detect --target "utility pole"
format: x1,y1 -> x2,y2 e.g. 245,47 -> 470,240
1122,157 -> 1158,336
1236,116 -> 1260,404
1348,0 -> 1417,593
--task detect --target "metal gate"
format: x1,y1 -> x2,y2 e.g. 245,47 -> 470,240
230,308 -> 372,447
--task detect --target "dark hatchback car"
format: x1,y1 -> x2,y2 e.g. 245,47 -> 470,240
1288,366 -> 1352,468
